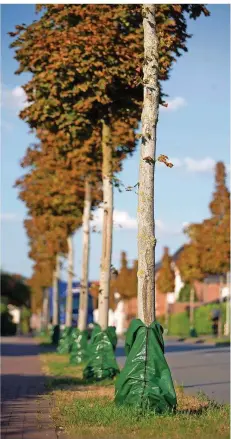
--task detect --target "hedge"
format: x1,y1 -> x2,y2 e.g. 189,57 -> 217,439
167,302 -> 226,336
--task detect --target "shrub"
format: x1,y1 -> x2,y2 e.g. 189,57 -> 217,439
0,305 -> 17,336
168,312 -> 189,337
167,302 -> 226,336
194,302 -> 226,335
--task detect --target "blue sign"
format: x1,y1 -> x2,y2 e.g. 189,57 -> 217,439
49,280 -> 94,326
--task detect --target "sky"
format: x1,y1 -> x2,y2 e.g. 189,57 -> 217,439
1,4 -> 230,283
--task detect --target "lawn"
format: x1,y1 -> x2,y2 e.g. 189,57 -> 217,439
40,350 -> 230,439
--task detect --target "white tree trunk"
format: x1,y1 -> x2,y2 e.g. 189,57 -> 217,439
137,5 -> 159,326
78,179 -> 92,331
66,235 -> 74,327
98,119 -> 113,330
42,287 -> 49,330
52,253 -> 60,326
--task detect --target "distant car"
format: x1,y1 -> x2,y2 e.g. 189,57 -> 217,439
49,280 -> 94,327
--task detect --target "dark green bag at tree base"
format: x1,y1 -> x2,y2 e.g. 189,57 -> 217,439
115,319 -> 177,413
51,324 -> 60,346
69,329 -> 89,365
57,327 -> 73,354
106,326 -> 117,351
83,326 -> 120,382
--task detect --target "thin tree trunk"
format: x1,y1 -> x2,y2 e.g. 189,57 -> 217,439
42,287 -> 49,331
78,179 -> 92,331
66,235 -> 74,327
137,5 -> 159,326
189,286 -> 195,326
52,253 -> 60,326
98,119 -> 113,330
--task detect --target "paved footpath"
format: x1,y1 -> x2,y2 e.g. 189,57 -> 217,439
1,336 -> 58,439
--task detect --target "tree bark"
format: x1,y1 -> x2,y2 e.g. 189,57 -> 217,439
52,253 -> 60,326
137,5 -> 159,326
78,179 -> 92,331
98,119 -> 113,330
66,235 -> 74,327
189,286 -> 195,326
42,287 -> 49,331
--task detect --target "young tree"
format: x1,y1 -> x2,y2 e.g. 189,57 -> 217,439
156,247 -> 175,327
78,179 -> 92,331
137,6 -> 159,325
15,138 -> 85,330
177,243 -> 204,334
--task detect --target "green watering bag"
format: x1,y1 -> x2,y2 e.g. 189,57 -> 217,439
83,326 -> 119,381
115,319 -> 177,413
69,329 -> 89,365
57,326 -> 73,354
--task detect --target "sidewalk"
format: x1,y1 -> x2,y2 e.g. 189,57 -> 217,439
1,336 -> 59,439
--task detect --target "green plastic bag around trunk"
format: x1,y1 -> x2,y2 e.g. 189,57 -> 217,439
115,319 -> 177,413
51,324 -> 60,346
83,326 -> 120,382
106,326 -> 117,351
57,327 -> 73,354
69,329 -> 89,365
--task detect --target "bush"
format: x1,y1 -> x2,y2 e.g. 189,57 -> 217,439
1,309 -> 17,336
194,302 -> 226,335
168,312 -> 189,337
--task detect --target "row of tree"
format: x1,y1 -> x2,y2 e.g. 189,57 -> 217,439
11,5 -> 209,333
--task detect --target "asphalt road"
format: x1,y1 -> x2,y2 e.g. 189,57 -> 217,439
116,339 -> 230,404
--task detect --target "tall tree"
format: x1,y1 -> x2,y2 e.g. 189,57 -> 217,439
156,247 -> 175,326
186,161 -> 230,336
11,4 -> 209,331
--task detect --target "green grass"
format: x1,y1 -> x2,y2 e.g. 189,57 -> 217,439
52,393 -> 229,439
40,350 -> 230,439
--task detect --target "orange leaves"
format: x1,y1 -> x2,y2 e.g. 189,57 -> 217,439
157,154 -> 173,168
183,161 -> 230,278
156,247 -> 175,294
177,243 -> 204,284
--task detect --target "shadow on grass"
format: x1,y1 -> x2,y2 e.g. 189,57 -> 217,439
46,374 -> 116,390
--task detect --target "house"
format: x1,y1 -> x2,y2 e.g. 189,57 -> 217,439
90,248 -> 229,333
123,246 -> 229,329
